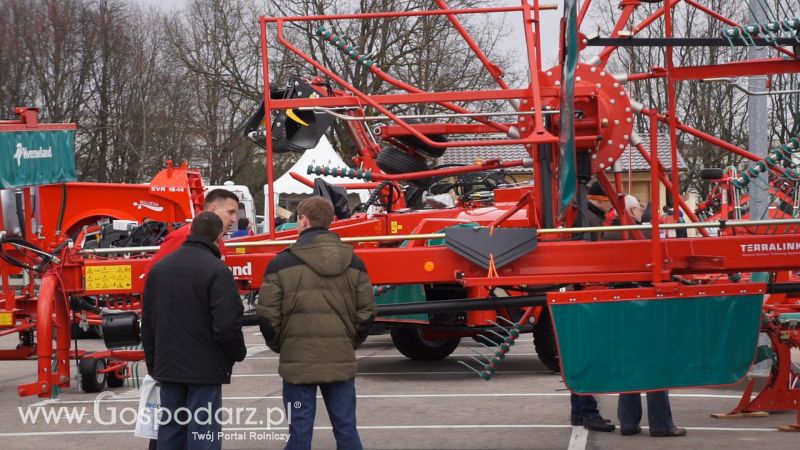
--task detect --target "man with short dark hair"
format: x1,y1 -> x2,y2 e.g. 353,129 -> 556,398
147,189 -> 239,270
257,196 -> 375,450
142,212 -> 247,449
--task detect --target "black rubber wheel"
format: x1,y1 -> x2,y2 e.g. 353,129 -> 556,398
394,119 -> 448,158
390,328 -> 460,360
106,363 -> 126,388
71,323 -> 102,339
533,308 -> 561,373
79,357 -> 107,393
376,147 -> 432,187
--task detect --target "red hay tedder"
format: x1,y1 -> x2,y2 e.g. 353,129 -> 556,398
1,0 -> 800,431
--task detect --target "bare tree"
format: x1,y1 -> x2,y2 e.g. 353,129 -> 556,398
591,0 -> 753,198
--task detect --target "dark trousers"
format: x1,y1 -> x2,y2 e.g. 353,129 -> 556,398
283,378 -> 362,450
157,382 -> 222,450
618,390 -> 675,433
570,393 -> 601,420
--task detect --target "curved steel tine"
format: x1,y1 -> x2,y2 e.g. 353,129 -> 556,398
495,315 -> 517,327
475,337 -> 500,351
468,347 -> 493,364
486,328 -> 510,342
468,355 -> 490,368
457,360 -> 483,376
486,320 -> 512,335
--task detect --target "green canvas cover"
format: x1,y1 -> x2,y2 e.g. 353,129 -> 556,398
375,284 -> 428,322
0,130 -> 76,188
551,294 -> 763,393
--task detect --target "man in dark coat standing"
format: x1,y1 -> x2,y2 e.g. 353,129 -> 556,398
570,181 -> 616,432
142,212 -> 247,449
257,196 -> 375,450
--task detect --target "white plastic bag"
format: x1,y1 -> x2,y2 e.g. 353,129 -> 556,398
134,375 -> 160,440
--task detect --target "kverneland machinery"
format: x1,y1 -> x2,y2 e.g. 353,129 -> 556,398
2,0 -> 800,431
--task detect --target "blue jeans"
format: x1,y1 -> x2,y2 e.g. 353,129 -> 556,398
283,378 -> 362,450
570,394 -> 601,420
618,391 -> 675,433
157,382 -> 222,450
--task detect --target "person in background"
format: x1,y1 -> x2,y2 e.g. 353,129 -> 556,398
257,196 -> 375,450
230,217 -> 251,238
569,181 -> 616,432
604,194 -> 646,240
618,389 -> 686,437
142,212 -> 247,449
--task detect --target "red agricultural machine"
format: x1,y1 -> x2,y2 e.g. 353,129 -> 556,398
0,107 -> 206,394
1,0 -> 800,431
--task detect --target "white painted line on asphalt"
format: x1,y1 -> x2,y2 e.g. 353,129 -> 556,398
246,345 -> 269,356
29,399 -> 58,407
683,426 -> 778,432
0,424 -> 780,438
567,426 -> 588,450
39,391 -> 749,405
244,352 -> 538,360
232,370 -> 550,377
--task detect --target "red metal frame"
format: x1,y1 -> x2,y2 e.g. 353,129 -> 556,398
2,5 -> 800,431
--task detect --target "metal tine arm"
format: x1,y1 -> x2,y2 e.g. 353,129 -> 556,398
468,347 -> 494,365
485,328 -> 512,342
457,360 -> 485,376
494,315 -> 518,327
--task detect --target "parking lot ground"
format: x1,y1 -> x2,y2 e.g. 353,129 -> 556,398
0,329 -> 797,449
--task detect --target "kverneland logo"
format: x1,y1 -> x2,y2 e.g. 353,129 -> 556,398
13,143 -> 53,166
132,201 -> 164,212
231,262 -> 252,277
740,242 -> 800,253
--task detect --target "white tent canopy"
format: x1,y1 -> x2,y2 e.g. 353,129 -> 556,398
267,136 -> 371,204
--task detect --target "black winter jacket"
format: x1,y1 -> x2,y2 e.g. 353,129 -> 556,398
142,236 -> 247,384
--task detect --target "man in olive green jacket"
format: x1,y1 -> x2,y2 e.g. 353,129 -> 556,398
257,196 -> 375,450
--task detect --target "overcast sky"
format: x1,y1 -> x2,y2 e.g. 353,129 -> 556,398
132,0 -> 565,74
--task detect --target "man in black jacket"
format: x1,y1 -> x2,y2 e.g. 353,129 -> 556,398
570,181 -> 616,432
142,212 -> 247,449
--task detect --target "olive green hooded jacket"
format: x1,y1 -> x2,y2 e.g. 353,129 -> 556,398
256,228 -> 375,384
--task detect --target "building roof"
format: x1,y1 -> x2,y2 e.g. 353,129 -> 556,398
435,133 -> 688,173
614,133 -> 688,172
436,135 -> 531,173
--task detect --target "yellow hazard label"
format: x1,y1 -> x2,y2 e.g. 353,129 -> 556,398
390,221 -> 403,234
235,247 -> 246,254
85,265 -> 132,291
0,312 -> 13,327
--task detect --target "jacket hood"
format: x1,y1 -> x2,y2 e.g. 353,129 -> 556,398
289,228 -> 353,276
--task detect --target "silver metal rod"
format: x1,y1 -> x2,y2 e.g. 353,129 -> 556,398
81,246 -> 161,254
299,106 -> 559,122
83,218 -> 800,253
704,78 -> 800,96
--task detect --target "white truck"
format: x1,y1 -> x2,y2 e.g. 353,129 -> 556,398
204,181 -> 259,234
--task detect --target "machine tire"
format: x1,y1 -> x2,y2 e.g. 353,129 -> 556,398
533,308 -> 561,373
390,328 -> 460,360
376,147 -> 431,187
700,167 -> 724,180
79,357 -> 107,393
106,363 -> 126,388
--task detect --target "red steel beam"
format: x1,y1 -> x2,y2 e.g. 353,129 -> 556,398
669,59 -> 800,81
